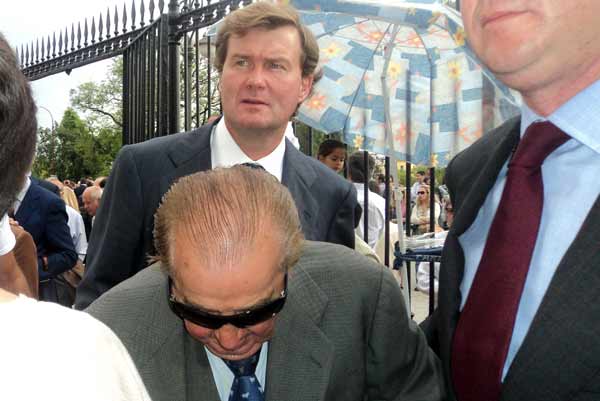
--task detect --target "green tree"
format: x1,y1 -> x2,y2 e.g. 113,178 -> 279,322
32,127 -> 58,178
70,58 -> 123,132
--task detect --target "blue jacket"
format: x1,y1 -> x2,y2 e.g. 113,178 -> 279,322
15,182 -> 77,280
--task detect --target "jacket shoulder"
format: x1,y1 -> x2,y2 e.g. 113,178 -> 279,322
295,241 -> 389,298
86,265 -> 172,366
118,125 -> 211,165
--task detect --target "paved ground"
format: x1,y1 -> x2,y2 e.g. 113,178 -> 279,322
411,290 -> 433,323
390,270 -> 434,324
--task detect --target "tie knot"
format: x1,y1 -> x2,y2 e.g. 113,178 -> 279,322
510,121 -> 570,169
223,353 -> 260,378
240,162 -> 265,171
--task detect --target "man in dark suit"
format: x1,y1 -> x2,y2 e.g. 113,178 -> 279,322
424,1 -> 600,400
14,177 -> 77,305
75,2 -> 359,309
87,166 -> 441,401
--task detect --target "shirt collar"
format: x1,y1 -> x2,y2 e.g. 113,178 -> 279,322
520,79 -> 600,154
12,177 -> 31,215
211,117 -> 286,182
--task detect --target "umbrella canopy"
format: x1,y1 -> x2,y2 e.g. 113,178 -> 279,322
291,0 -> 520,167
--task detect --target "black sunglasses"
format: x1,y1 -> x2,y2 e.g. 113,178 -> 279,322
167,275 -> 288,329
417,191 -> 426,195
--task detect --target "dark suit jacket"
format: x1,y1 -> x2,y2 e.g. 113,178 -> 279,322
87,241 -> 442,401
15,182 -> 77,281
423,117 -> 600,400
75,121 -> 358,309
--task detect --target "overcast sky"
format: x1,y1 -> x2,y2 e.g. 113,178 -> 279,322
2,0 -> 133,128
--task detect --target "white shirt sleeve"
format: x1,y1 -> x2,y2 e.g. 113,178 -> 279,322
0,296 -> 153,401
0,214 -> 16,256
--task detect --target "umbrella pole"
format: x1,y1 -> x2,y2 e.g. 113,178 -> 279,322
381,25 -> 412,318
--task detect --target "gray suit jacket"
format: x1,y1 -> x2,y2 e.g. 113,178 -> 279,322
75,120 -> 358,309
423,117 -> 600,400
88,241 -> 442,401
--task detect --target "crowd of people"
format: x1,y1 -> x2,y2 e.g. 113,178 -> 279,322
1,0 -> 599,400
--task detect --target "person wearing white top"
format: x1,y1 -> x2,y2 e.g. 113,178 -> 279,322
0,288 -> 152,401
65,205 -> 88,261
348,151 -> 386,249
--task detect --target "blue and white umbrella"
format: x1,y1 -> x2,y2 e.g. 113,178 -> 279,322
289,0 -> 520,167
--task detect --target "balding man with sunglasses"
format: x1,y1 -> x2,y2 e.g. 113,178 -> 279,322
86,166 -> 441,401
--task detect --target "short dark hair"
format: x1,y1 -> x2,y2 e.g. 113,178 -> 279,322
416,171 -> 426,177
0,33 -> 37,216
317,139 -> 345,158
348,151 -> 375,184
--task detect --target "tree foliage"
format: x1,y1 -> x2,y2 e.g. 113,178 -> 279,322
33,58 -> 123,180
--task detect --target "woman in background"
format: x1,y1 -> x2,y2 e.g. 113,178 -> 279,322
411,184 -> 441,234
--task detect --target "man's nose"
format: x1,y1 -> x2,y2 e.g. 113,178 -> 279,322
214,324 -> 245,350
246,67 -> 267,89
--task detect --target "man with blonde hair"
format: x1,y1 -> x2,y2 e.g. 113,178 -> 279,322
88,166 -> 441,401
76,1 -> 359,309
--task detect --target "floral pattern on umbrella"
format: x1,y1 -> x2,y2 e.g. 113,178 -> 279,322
291,0 -> 520,167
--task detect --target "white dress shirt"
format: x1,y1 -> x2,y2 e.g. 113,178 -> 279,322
458,79 -> 600,379
211,118 -> 287,182
205,343 -> 269,401
12,176 -> 31,215
354,183 -> 386,249
65,205 -> 88,261
0,214 -> 16,256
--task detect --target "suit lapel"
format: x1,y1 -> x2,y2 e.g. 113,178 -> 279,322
281,142 -> 319,240
451,118 -> 521,237
160,124 -> 214,195
184,334 -> 221,401
265,264 -> 334,401
501,194 -> 600,400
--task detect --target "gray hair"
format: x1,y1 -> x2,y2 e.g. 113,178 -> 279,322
153,166 -> 304,277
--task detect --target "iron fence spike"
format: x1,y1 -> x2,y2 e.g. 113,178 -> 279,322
70,24 -> 75,52
91,17 -> 96,44
131,0 -> 137,30
52,32 -> 57,58
106,8 -> 112,39
58,31 -> 63,56
114,6 -> 119,37
99,13 -> 104,41
84,18 -> 89,47
149,0 -> 155,22
140,0 -> 146,27
123,3 -> 128,33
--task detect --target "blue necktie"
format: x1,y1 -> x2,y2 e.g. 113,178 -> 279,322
223,352 -> 264,401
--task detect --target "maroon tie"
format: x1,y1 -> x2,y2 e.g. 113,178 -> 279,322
451,121 -> 570,401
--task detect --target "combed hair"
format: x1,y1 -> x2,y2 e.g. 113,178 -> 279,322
0,33 -> 37,216
348,151 -> 375,184
214,1 -> 322,85
153,166 -> 304,276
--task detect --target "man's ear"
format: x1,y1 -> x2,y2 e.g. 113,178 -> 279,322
298,75 -> 314,103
